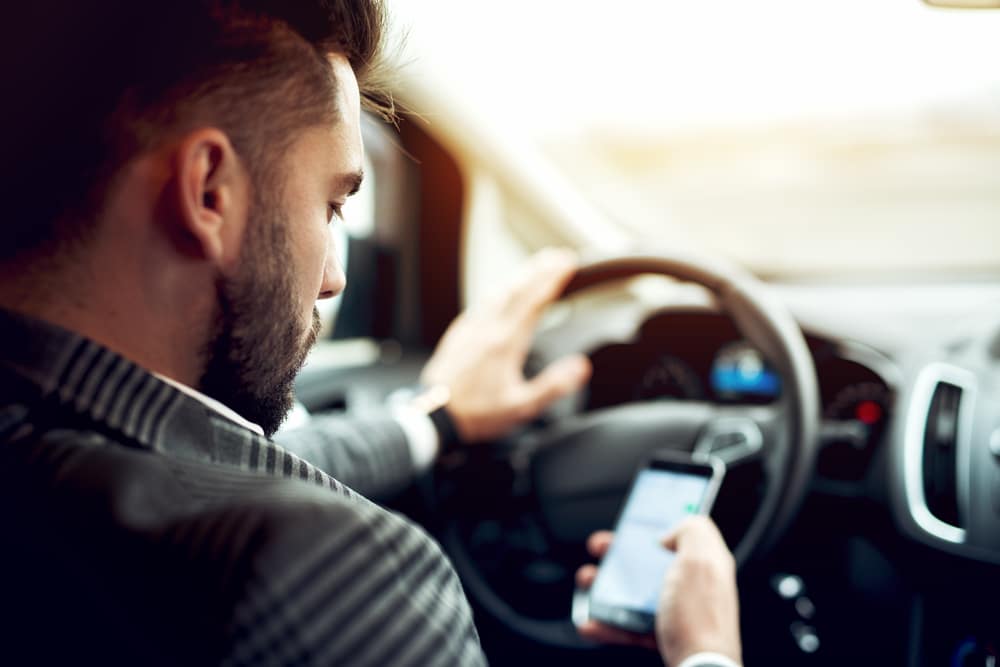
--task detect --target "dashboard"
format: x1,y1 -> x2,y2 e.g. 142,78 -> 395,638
515,286 -> 1000,664
584,310 -> 894,481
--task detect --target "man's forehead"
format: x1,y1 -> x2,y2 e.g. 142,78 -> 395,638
327,53 -> 361,126
325,52 -> 364,177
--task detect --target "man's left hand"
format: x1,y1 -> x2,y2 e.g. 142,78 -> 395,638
419,248 -> 592,443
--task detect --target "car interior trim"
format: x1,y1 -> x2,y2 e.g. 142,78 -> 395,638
828,338 -> 903,391
903,362 -> 977,545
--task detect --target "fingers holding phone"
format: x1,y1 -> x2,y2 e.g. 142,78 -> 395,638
657,516 -> 742,667
583,454 -> 725,635
575,530 -> 658,651
576,518 -> 741,665
573,452 -> 741,665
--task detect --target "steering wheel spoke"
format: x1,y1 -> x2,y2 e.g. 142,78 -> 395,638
695,412 -> 762,467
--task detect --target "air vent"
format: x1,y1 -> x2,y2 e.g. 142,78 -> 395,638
922,382 -> 963,528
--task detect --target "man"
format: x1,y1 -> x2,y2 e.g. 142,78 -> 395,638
0,0 -> 740,665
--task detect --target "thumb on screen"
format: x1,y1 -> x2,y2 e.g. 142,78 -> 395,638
661,514 -> 713,553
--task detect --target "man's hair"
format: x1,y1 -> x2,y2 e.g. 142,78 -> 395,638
0,0 -> 392,263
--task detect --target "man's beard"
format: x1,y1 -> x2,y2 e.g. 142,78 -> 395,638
197,203 -> 322,438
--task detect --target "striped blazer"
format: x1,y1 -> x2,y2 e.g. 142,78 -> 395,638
0,309 -> 485,666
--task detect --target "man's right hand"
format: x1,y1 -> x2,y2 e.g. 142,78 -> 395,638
575,516 -> 742,666
418,248 -> 590,444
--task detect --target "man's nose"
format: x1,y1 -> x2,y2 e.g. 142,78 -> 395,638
318,232 -> 346,300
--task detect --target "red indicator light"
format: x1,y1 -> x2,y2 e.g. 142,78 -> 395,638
855,400 -> 882,425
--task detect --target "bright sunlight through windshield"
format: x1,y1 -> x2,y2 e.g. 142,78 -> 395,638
392,0 -> 1000,278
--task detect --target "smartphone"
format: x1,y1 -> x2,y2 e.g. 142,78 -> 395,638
585,451 -> 726,634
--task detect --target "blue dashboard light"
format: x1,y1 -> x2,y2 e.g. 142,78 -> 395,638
711,366 -> 781,396
710,342 -> 782,399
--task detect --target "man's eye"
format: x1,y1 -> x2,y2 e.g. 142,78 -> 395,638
326,202 -> 344,224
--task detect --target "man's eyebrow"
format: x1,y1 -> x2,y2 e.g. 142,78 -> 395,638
336,170 -> 364,197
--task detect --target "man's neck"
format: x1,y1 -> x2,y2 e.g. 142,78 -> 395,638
0,256 -> 208,391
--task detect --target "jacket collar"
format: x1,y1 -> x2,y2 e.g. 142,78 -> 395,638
0,308 -> 347,495
153,372 -> 265,437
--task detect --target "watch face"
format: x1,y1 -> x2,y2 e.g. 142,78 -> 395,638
430,404 -> 464,452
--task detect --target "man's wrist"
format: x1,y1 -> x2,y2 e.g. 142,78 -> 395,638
389,404 -> 439,471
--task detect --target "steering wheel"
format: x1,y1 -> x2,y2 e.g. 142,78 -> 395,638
438,250 -> 821,650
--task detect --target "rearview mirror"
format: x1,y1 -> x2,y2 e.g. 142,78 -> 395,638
923,0 -> 1000,7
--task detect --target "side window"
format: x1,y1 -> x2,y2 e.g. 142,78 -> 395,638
319,113 -> 421,345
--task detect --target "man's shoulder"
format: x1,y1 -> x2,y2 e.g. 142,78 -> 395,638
224,487 -> 484,667
1,417 -> 483,665
0,410 -> 374,528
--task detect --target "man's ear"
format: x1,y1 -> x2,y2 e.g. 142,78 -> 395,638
169,128 -> 249,266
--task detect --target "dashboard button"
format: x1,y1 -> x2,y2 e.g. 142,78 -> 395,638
795,596 -> 816,620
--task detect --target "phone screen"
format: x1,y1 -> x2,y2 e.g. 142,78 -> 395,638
588,458 -> 721,632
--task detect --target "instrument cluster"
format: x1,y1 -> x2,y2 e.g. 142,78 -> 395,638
585,311 -> 894,479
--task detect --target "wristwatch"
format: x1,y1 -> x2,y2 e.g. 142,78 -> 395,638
410,384 -> 464,457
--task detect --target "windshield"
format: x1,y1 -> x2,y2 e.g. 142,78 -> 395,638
392,0 -> 1000,279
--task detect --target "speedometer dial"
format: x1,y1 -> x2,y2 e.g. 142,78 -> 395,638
824,381 -> 891,429
634,355 -> 704,401
819,381 -> 892,479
